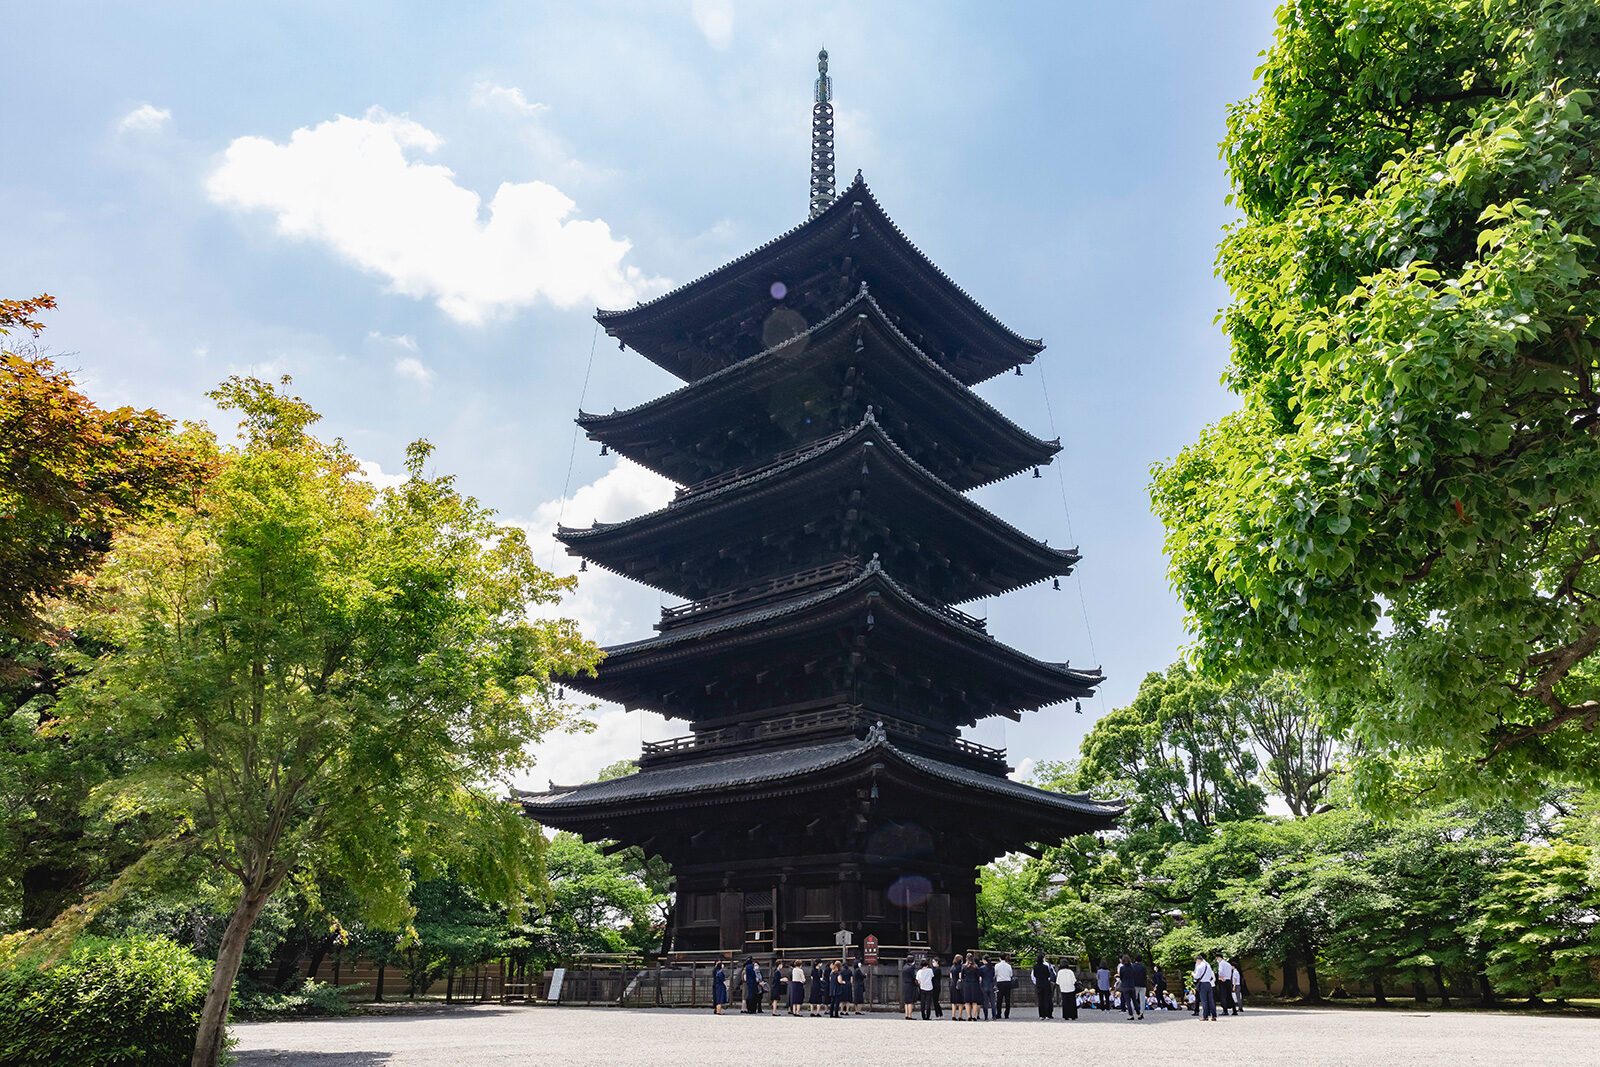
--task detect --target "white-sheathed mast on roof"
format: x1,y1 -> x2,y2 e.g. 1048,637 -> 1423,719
809,47 -> 836,218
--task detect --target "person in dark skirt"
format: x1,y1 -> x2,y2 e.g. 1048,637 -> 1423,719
788,960 -> 806,1016
772,959 -> 788,1016
961,956 -> 982,1020
901,958 -> 918,1019
810,959 -> 827,1017
851,957 -> 867,1014
949,955 -> 964,1019
828,960 -> 848,1018
713,960 -> 728,1015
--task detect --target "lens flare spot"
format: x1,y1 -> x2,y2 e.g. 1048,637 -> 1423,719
770,281 -> 788,300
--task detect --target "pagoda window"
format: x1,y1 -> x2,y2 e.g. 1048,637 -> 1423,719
863,887 -> 889,920
690,893 -> 719,925
803,886 -> 834,919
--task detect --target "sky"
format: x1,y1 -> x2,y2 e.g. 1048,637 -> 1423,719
3,0 -> 1282,790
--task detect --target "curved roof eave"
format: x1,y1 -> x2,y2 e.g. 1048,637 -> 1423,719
579,285 -> 1061,483
556,412 -> 1081,573
595,174 -> 1044,358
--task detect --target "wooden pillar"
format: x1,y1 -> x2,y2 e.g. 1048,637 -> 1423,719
929,892 -> 952,957
719,890 -> 743,952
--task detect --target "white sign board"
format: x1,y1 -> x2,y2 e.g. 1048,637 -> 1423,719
548,967 -> 566,1003
834,929 -> 853,946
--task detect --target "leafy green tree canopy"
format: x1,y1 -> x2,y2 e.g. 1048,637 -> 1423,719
51,377 -> 601,1066
1151,0 -> 1600,797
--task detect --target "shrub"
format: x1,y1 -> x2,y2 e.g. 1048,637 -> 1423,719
0,934 -> 212,1067
231,979 -> 359,1019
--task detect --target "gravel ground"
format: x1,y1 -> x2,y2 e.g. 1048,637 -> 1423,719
232,1003 -> 1599,1066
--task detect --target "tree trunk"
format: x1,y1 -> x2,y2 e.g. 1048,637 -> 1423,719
446,961 -> 455,1004
190,888 -> 270,1067
1373,975 -> 1387,1007
1303,953 -> 1322,1003
1281,950 -> 1301,998
1433,965 -> 1450,1008
374,962 -> 386,1002
1476,969 -> 1496,1006
305,934 -> 334,982
1413,980 -> 1427,1003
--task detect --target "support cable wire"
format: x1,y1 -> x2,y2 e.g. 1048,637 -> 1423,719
1034,360 -> 1103,710
550,321 -> 602,570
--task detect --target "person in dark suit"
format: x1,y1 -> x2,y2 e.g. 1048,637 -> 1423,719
850,958 -> 866,1014
1031,956 -> 1054,1018
810,959 -> 827,1017
828,960 -> 848,1018
901,958 -> 918,1019
979,956 -> 997,1020
929,957 -> 944,1018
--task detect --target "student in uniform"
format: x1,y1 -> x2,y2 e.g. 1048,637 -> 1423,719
810,959 -> 827,1017
850,957 -> 867,1014
901,958 -> 918,1019
713,960 -> 728,1015
949,954 -> 965,1019
961,956 -> 982,1020
1193,954 -> 1217,1022
772,960 -> 787,1015
828,960 -> 848,1018
994,955 -> 1014,1019
1056,959 -> 1078,1020
789,960 -> 806,1016
979,956 -> 997,1020
1031,956 -> 1055,1018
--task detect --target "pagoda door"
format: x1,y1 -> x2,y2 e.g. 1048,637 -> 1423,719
743,889 -> 775,952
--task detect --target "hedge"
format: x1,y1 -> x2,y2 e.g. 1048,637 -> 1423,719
0,935 -> 212,1066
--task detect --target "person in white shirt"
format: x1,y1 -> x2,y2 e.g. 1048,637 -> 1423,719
790,962 -> 806,1016
1193,954 -> 1217,1021
1216,956 -> 1238,1016
993,956 -> 1014,1019
1055,961 -> 1078,1020
916,960 -> 936,1020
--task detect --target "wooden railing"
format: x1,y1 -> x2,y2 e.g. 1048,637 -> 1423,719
673,430 -> 852,500
639,707 -> 1006,767
657,558 -> 859,627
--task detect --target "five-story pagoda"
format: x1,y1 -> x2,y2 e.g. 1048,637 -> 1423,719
520,50 -> 1119,958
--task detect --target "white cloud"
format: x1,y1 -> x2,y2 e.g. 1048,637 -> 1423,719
471,82 -> 548,117
366,330 -> 418,350
119,103 -> 171,132
355,458 -> 409,492
691,0 -> 734,49
393,356 -> 434,385
207,107 -> 666,324
516,459 -> 680,788
1009,757 -> 1037,783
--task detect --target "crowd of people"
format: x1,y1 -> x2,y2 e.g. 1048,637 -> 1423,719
709,950 -> 1248,1022
713,957 -> 869,1017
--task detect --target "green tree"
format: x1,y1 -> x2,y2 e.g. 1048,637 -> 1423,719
1078,663 -> 1264,832
51,377 -> 600,1067
1,298 -> 206,642
1150,0 -> 1600,797
1471,838 -> 1600,1002
529,833 -> 668,963
1227,673 -> 1339,817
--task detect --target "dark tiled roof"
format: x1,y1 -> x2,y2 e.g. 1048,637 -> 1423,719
518,731 -> 1119,820
578,287 -> 1059,485
596,174 -> 1043,357
558,412 -> 1078,577
583,560 -> 1101,695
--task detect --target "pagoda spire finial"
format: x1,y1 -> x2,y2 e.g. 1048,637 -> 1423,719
809,47 -> 836,219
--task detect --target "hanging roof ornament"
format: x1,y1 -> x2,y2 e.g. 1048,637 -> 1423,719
809,47 -> 836,218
